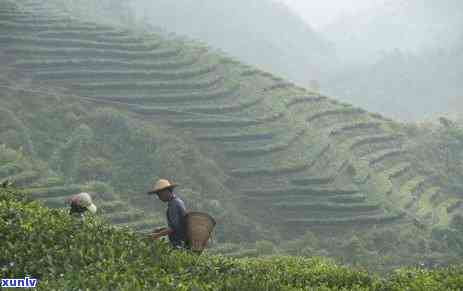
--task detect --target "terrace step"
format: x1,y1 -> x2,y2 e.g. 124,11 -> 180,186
196,132 -> 274,143
239,68 -> 260,77
132,97 -> 263,117
187,97 -> 263,115
264,81 -> 294,91
223,129 -> 305,157
381,162 -> 412,179
0,20 -> 106,32
273,201 -> 381,212
0,35 -> 162,51
291,176 -> 335,186
6,46 -> 180,60
285,212 -> 404,226
18,7 -> 64,15
230,161 -> 310,178
71,76 -> 222,93
242,192 -> 365,204
116,104 -> 197,118
35,30 -> 147,43
14,55 -> 200,72
285,95 -> 326,108
231,144 -> 331,178
0,4 -> 59,13
329,193 -> 367,203
169,112 -> 283,129
89,84 -> 239,104
329,121 -> 382,136
241,186 -> 359,198
23,184 -> 85,198
225,145 -> 300,169
4,17 -> 83,26
306,106 -> 365,123
275,209 -> 387,221
362,148 -> 407,166
31,66 -> 214,83
225,143 -> 337,184
253,70 -> 284,81
170,117 -> 260,128
347,134 -> 402,155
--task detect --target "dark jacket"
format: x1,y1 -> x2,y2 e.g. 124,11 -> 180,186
166,196 -> 187,247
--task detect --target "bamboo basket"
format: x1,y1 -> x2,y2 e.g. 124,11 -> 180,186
185,212 -> 216,253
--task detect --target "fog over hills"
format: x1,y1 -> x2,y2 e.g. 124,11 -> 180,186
315,0 -> 463,121
279,0 -> 463,121
274,0 -> 382,30
323,38 -> 463,121
319,0 -> 463,64
130,0 -> 335,86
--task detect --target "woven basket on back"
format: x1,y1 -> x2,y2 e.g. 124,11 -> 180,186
185,212 -> 216,253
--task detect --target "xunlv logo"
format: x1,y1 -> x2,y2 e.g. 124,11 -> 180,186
1,277 -> 38,288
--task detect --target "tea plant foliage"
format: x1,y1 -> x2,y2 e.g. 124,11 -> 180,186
1,188 -> 463,290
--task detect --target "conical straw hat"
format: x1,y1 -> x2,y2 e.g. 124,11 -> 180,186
147,179 -> 178,195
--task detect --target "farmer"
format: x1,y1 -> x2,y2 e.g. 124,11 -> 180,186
66,192 -> 97,221
147,179 -> 188,248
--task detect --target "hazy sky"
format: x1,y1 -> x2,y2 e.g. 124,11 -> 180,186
274,0 -> 383,29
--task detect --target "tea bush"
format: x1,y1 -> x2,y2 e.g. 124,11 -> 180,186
1,188 -> 462,290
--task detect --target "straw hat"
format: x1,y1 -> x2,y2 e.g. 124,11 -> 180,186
67,192 -> 97,214
147,179 -> 178,195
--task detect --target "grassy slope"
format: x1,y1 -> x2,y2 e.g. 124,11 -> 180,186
1,188 -> 462,291
0,0 -> 463,270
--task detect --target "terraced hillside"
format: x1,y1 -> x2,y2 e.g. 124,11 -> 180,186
1,0 -> 462,239
0,143 -> 161,232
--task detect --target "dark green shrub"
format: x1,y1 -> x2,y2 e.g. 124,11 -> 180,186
1,188 -> 463,290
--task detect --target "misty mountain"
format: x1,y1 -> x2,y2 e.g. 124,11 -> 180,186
322,0 -> 463,65
322,40 -> 463,121
129,0 -> 335,85
313,0 -> 463,120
